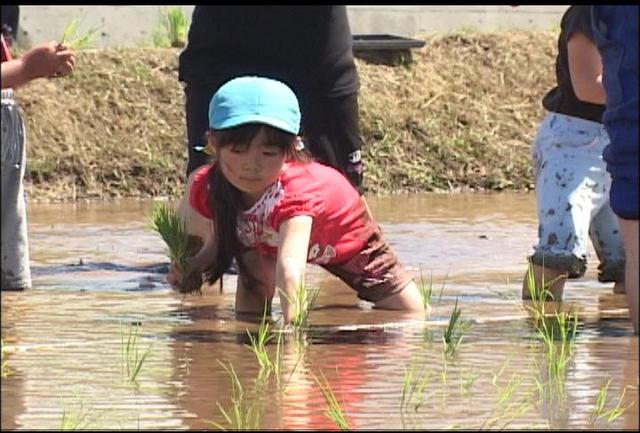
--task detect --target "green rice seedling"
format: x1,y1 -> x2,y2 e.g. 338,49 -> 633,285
60,17 -> 100,50
273,331 -> 306,392
60,397 -> 102,430
481,396 -> 534,430
120,322 -> 153,384
482,368 -> 538,430
151,202 -> 189,268
60,407 -> 93,430
400,356 -> 433,414
246,305 -> 275,379
278,279 -> 319,331
590,379 -> 634,426
442,296 -> 469,357
459,368 -> 479,398
152,7 -> 190,48
497,373 -> 522,408
523,259 -> 580,398
491,357 -> 511,387
151,202 -> 202,294
206,360 -> 264,430
523,258 -> 565,321
417,269 -> 434,318
312,370 -> 351,430
536,309 -> 578,398
418,269 -> 448,309
440,351 -> 448,386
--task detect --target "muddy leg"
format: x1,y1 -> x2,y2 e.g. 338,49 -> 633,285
522,264 -> 567,301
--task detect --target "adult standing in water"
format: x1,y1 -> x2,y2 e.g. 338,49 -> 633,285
178,6 -> 366,194
591,5 -> 639,334
522,6 -> 625,302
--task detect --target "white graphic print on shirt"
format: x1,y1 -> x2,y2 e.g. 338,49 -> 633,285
237,180 -> 283,248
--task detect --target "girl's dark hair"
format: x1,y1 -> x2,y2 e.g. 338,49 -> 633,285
202,123 -> 309,287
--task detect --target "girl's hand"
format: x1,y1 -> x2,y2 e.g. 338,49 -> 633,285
167,256 -> 198,286
166,261 -> 184,287
21,40 -> 76,80
53,42 -> 76,77
167,258 -> 203,294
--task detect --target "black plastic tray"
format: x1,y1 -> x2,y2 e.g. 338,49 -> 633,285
352,34 -> 425,51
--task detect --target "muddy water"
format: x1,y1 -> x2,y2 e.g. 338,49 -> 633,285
1,193 -> 637,430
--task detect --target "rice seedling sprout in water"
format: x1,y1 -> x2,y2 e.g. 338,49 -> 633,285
60,402 -> 97,430
442,296 -> 467,357
278,276 -> 319,331
417,269 -> 434,318
590,378 -> 634,426
536,309 -> 579,398
246,305 -> 275,378
522,258 -> 580,399
206,360 -> 264,430
459,368 -> 479,398
313,370 -> 351,430
120,322 -> 153,384
400,357 -> 433,413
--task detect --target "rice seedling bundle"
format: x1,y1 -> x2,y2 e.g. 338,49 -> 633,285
60,18 -> 99,50
150,202 -> 202,294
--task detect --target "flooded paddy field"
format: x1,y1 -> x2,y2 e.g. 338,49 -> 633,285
1,193 -> 637,430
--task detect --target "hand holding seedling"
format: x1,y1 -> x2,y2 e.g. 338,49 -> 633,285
20,40 -> 76,80
167,258 -> 205,295
151,202 -> 206,294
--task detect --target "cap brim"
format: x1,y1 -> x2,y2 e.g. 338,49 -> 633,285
213,114 -> 299,135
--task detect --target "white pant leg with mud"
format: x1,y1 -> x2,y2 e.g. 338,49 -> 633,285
530,112 -> 625,281
1,89 -> 32,290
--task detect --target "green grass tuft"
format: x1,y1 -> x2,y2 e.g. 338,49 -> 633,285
61,18 -> 100,50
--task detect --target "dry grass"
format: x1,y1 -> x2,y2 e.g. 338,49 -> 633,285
358,31 -> 557,193
16,31 -> 557,202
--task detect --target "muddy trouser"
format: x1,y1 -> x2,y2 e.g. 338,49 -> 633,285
184,80 -> 365,193
1,89 -> 31,290
529,112 -> 625,282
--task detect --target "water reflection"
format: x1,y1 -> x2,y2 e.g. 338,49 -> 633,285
1,194 -> 637,429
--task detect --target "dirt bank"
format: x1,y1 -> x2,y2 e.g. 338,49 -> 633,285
15,31 -> 557,202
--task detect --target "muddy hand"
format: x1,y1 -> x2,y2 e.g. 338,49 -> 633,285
167,261 -> 184,287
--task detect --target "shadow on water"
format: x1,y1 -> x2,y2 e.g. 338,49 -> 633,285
1,195 -> 637,430
31,261 -> 170,276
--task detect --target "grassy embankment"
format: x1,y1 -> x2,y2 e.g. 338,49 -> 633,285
16,31 -> 557,202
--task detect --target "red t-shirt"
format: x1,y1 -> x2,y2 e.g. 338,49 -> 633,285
189,161 -> 376,265
1,34 -> 12,62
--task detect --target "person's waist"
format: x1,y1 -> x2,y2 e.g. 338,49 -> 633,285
546,111 -> 607,133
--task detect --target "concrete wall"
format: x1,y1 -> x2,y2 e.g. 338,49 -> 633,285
16,5 -> 568,49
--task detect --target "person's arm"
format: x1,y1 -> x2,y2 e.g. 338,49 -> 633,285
567,31 -> 606,104
276,215 -> 313,324
1,40 -> 75,89
168,170 -> 217,286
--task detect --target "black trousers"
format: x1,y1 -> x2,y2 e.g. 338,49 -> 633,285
184,80 -> 365,192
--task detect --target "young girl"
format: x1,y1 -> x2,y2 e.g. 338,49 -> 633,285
168,76 -> 423,324
2,34 -> 76,291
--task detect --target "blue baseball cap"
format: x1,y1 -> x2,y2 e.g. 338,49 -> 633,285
208,76 -> 301,135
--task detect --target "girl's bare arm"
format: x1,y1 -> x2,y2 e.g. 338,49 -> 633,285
276,215 -> 313,324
